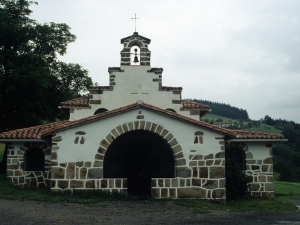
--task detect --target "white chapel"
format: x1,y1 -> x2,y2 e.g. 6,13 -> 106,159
0,32 -> 285,202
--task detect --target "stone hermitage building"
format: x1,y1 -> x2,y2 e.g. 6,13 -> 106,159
0,32 -> 286,202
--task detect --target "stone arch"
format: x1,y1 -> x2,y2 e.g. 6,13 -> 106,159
130,46 -> 140,65
94,121 -> 186,177
128,41 -> 142,48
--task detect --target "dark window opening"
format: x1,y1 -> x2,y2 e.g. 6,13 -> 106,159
103,130 -> 175,196
24,147 -> 45,171
94,108 -> 108,115
166,108 -> 176,113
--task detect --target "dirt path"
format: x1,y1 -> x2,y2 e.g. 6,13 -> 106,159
0,199 -> 300,225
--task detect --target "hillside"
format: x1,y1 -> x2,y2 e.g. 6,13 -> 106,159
201,113 -> 282,134
200,101 -> 300,182
191,99 -> 249,120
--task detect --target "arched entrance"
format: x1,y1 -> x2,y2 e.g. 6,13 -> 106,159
103,130 -> 175,196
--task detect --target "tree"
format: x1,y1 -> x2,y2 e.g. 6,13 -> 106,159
281,123 -> 299,144
0,0 -> 92,132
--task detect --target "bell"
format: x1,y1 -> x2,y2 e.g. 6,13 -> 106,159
133,48 -> 139,63
133,55 -> 139,63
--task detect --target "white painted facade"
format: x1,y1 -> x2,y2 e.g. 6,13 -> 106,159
57,108 -> 224,165
66,32 -> 201,121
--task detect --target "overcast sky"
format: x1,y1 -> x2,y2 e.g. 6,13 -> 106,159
30,0 -> 300,123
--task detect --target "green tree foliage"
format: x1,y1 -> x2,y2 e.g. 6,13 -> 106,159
268,116 -> 300,181
264,115 -> 300,131
0,0 -> 92,132
190,99 -> 249,120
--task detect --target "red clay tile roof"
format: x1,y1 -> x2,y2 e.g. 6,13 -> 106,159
181,100 -> 210,110
61,96 -> 90,107
232,130 -> 283,139
0,121 -> 72,139
0,103 -> 284,140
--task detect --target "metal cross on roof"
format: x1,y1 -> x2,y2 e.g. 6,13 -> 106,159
131,13 -> 139,32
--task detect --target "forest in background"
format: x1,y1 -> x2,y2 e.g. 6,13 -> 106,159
191,99 -> 300,182
190,99 -> 249,120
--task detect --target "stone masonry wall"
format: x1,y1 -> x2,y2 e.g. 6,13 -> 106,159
151,145 -> 226,201
6,141 -> 51,188
51,120 -> 226,201
230,142 -> 274,199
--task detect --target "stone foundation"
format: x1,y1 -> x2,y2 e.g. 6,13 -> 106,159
151,178 -> 225,200
51,178 -> 127,194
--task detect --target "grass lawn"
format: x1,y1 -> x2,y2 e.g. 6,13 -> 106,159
243,125 -> 282,134
274,181 -> 300,199
201,114 -> 240,124
0,174 -> 128,204
202,114 -> 282,134
0,173 -> 298,212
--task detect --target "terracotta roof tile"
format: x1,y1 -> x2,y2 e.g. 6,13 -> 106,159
0,121 -> 72,139
0,103 -> 284,140
232,130 -> 283,139
181,100 -> 210,110
61,96 -> 90,107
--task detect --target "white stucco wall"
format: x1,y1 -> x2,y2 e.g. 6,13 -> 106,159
247,142 -> 271,159
69,65 -> 199,121
56,108 -> 224,164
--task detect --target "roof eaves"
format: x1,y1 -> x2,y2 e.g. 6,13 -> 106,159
40,103 -> 140,137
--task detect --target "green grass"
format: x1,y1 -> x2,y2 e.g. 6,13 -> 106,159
0,143 -> 5,162
0,174 -> 128,204
201,114 -> 282,134
0,174 -> 298,212
243,124 -> 282,134
175,181 -> 300,213
274,181 -> 300,199
201,114 -> 240,124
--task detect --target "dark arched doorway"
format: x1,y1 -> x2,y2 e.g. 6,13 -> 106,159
225,145 -> 247,200
103,130 -> 175,196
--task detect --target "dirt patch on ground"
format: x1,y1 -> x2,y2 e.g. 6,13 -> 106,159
0,199 -> 300,224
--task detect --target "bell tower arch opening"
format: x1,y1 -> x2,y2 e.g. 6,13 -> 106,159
120,32 -> 151,66
103,130 -> 175,196
130,46 -> 140,65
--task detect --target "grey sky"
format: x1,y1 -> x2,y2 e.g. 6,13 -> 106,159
30,0 -> 300,123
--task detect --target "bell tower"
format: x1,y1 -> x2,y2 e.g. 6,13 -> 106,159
120,32 -> 151,66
